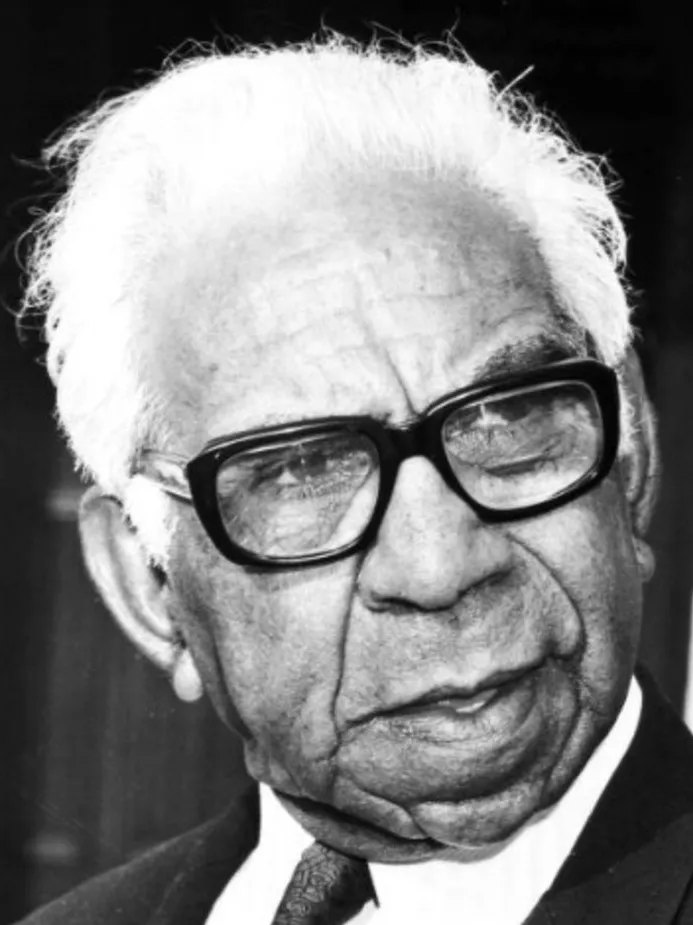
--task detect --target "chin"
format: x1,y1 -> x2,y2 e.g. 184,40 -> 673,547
274,759 -> 575,864
405,734 -> 601,851
407,787 -> 551,849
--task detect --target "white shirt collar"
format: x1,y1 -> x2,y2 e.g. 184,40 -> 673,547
207,677 -> 642,925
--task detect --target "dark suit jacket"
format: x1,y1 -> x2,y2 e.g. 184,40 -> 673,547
14,668 -> 693,924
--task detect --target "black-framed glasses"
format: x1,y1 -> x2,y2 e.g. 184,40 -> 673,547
135,359 -> 619,569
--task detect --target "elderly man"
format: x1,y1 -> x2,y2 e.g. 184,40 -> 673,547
15,34 -> 692,925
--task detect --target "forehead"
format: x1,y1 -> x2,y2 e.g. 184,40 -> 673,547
157,181 -> 566,448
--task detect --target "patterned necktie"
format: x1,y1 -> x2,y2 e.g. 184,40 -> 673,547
271,841 -> 377,925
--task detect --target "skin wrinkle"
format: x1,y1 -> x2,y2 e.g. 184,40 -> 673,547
203,322 -> 579,445
167,519 -> 256,741
174,520 -> 338,798
201,268 -> 566,437
327,777 -> 433,841
201,454 -> 616,844
336,750 -> 542,842
327,461 -> 629,846
508,494 -> 637,740
325,556 -> 365,782
509,534 -> 588,669
228,562 -> 350,796
143,181 -> 649,861
357,298 -> 413,421
275,788 -> 436,849
189,186 -> 547,428
345,495 -> 574,828
336,540 -> 584,741
353,537 -> 517,625
343,552 -> 578,737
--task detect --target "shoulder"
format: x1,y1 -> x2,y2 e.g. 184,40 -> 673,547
13,789 -> 260,925
13,825 -> 210,925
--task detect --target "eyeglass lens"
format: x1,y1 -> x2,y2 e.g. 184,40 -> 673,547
442,380 -> 603,511
214,379 -> 604,560
215,431 -> 381,558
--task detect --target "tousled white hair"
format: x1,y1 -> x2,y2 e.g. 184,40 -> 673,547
20,34 -> 634,562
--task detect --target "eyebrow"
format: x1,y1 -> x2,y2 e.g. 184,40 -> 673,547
202,332 -> 588,448
471,332 -> 586,385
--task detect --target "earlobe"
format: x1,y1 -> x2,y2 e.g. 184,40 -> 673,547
172,648 -> 205,702
78,486 -> 180,671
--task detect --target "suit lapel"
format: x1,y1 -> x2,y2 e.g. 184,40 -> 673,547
526,667 -> 693,924
149,784 -> 260,925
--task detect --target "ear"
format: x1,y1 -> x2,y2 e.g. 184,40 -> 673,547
618,348 -> 660,579
78,486 -> 204,702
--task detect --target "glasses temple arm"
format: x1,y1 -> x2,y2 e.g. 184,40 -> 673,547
133,451 -> 194,503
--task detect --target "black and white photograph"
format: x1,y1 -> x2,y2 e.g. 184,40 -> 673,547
1,1 -> 692,922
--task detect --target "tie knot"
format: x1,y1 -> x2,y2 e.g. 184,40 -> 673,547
272,841 -> 376,924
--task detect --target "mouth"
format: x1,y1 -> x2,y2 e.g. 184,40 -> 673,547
336,659 -> 574,810
397,686 -> 501,717
366,664 -> 542,724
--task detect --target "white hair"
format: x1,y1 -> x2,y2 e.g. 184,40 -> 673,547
20,33 -> 634,561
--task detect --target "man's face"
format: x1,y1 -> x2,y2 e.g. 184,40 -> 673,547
160,184 -> 643,858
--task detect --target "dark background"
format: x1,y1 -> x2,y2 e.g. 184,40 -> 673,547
2,0 -> 693,919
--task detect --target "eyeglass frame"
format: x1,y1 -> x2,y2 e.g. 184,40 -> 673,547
135,358 -> 620,570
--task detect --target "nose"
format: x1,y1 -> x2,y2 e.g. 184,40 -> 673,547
357,456 -> 514,612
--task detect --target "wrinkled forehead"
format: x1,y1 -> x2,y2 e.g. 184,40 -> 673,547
149,179 -> 563,443
248,178 -> 550,293
253,184 -> 543,304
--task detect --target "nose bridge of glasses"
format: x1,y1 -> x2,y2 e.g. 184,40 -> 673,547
385,413 -> 448,478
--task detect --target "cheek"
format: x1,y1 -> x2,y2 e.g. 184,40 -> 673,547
168,522 -> 361,768
516,478 -> 642,708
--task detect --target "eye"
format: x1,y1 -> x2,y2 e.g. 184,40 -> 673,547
252,446 -> 350,496
214,430 -> 382,558
288,448 -> 332,483
441,380 -> 604,509
482,454 -> 559,478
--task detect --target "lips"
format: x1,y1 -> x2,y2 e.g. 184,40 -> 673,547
361,664 -> 541,725
399,686 -> 499,717
338,662 -> 552,804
